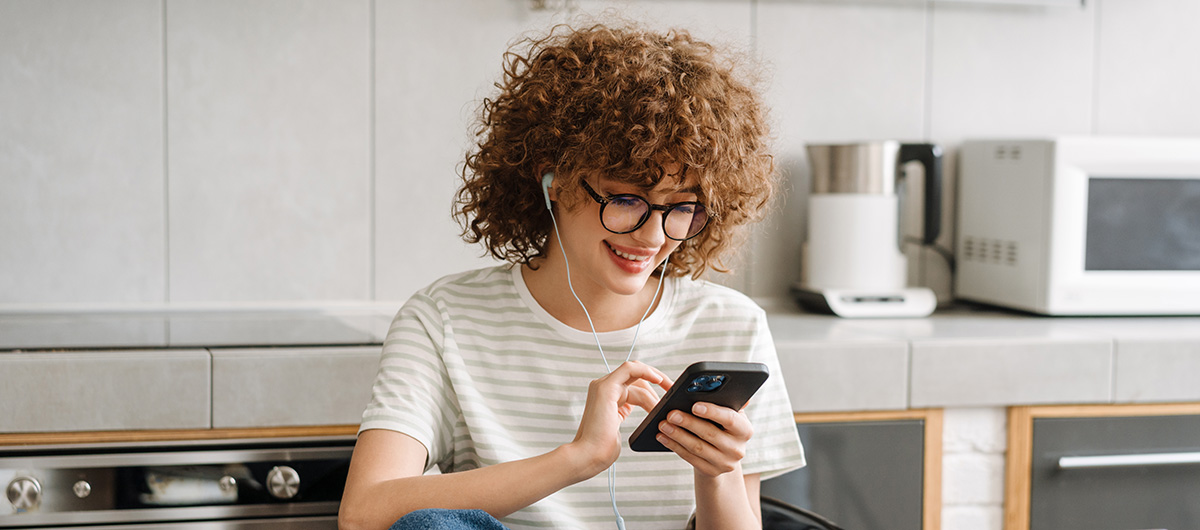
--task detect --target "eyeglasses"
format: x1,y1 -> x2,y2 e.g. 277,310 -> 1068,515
580,180 -> 709,241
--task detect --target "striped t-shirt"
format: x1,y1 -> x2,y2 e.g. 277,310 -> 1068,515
360,265 -> 805,529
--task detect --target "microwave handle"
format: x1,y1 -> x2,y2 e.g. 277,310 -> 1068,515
1058,451 -> 1200,469
898,143 -> 943,245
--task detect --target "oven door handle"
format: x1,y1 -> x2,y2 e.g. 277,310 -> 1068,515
1058,451 -> 1200,469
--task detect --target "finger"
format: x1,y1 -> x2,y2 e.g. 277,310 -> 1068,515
691,403 -> 753,439
612,361 -> 667,387
656,425 -> 730,476
667,409 -> 749,459
625,385 -> 660,411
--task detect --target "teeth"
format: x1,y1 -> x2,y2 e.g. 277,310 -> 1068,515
609,244 -> 651,261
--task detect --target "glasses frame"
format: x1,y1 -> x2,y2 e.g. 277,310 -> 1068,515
579,180 -> 709,241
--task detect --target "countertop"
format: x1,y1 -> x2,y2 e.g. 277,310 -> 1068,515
767,305 -> 1200,411
2,304 -> 1199,434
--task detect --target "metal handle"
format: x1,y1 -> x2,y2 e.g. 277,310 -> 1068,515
1058,451 -> 1200,469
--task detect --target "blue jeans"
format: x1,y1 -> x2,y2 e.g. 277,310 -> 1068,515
388,509 -> 510,530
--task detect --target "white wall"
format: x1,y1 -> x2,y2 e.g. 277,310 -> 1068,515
3,0 -> 1199,310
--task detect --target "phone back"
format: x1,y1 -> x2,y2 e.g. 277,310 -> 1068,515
628,361 -> 769,452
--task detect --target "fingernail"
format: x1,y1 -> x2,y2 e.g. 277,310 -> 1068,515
669,411 -> 684,424
659,422 -> 674,434
693,403 -> 707,415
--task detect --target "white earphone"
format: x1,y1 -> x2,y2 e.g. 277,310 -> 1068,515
542,172 -> 554,211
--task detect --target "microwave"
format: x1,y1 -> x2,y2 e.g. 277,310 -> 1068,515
956,136 -> 1200,315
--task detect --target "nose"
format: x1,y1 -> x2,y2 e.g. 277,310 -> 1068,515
630,210 -> 668,248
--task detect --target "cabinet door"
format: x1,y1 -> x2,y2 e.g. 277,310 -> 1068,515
1029,413 -> 1200,530
762,418 -> 928,530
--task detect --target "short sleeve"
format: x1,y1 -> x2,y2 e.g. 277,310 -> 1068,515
739,311 -> 807,480
359,294 -> 459,470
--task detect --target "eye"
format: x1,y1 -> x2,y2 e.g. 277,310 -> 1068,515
609,195 -> 645,209
673,204 -> 696,215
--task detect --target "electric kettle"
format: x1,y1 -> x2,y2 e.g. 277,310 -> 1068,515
792,141 -> 943,318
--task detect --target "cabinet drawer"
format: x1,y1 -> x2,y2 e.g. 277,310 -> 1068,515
1029,413 -> 1200,530
0,350 -> 210,432
211,346 -> 380,428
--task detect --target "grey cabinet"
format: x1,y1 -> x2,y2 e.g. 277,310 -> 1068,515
761,411 -> 941,530
1008,404 -> 1200,530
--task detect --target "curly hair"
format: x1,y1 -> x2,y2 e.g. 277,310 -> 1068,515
454,19 -> 777,279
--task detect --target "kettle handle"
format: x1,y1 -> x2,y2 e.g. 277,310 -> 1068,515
898,143 -> 943,245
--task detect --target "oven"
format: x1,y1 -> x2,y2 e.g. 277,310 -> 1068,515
1,436 -> 353,529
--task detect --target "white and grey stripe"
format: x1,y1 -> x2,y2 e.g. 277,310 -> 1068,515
360,265 -> 805,529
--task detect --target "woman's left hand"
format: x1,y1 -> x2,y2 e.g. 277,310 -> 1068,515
655,402 -> 753,476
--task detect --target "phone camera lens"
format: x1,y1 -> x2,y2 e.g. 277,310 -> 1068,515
687,374 -> 725,392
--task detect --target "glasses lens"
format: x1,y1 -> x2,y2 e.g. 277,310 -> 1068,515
664,203 -> 708,240
601,195 -> 649,233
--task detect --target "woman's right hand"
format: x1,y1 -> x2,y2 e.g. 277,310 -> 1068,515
567,361 -> 672,476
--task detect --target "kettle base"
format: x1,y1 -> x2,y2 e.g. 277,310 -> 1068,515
791,283 -> 937,318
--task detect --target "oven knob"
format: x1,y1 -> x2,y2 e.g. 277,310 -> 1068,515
6,476 -> 41,512
266,466 -> 300,499
73,480 -> 92,499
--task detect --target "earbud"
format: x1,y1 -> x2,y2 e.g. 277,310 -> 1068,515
541,172 -> 554,211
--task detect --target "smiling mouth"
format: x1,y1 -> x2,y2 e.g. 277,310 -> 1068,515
606,242 -> 652,262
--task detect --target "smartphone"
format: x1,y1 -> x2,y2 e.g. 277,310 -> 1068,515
628,361 -> 769,452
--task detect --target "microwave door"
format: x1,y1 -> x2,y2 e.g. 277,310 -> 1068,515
1085,176 -> 1200,272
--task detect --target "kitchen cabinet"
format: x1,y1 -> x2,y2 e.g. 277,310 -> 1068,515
762,410 -> 943,530
1005,403 -> 1200,530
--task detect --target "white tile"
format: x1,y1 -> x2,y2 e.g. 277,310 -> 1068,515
0,350 -> 210,432
211,346 -> 381,428
751,1 -> 929,301
942,452 -> 1005,505
777,341 -> 910,412
372,0 -> 546,301
942,506 -> 1003,530
0,0 -> 165,305
942,406 -> 1007,454
1096,0 -> 1200,135
373,0 -> 753,301
929,2 -> 1096,140
167,0 -> 371,302
910,337 -> 1112,407
1114,339 -> 1200,403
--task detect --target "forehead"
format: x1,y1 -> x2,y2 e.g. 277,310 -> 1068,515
596,167 -> 700,195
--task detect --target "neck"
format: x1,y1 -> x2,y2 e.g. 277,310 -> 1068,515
522,258 -> 664,333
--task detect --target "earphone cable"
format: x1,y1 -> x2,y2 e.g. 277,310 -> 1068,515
547,203 -> 669,530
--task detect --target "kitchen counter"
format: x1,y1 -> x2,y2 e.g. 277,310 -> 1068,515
0,305 -> 397,350
2,305 -> 1199,433
769,306 -> 1200,412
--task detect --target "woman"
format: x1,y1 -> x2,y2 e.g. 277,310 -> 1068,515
339,19 -> 805,530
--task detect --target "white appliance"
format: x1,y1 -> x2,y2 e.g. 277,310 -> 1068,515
956,136 -> 1200,315
792,141 -> 943,318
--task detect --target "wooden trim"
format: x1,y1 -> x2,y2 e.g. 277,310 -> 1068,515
0,425 -> 358,447
922,409 -> 944,530
1004,402 -> 1200,530
794,409 -> 942,530
1004,407 -> 1035,530
793,408 -> 935,424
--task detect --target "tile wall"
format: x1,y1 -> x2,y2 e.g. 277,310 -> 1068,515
4,0 -> 1200,310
